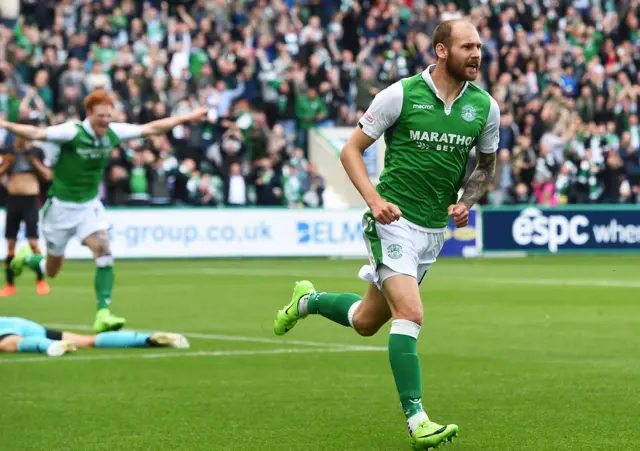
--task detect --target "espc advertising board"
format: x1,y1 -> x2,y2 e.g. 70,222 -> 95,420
482,206 -> 640,254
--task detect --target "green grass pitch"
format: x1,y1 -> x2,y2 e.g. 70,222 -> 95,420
1,255 -> 639,451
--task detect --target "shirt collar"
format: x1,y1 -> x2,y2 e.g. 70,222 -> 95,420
82,118 -> 97,138
421,64 -> 470,112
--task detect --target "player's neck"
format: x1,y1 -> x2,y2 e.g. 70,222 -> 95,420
430,64 -> 466,107
87,119 -> 106,137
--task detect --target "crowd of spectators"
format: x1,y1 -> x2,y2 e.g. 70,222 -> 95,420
0,0 -> 639,207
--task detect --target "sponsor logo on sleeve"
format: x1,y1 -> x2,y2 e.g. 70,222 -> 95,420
361,112 -> 375,125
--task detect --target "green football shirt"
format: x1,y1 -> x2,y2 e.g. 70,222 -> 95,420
44,119 -> 143,203
358,65 -> 500,228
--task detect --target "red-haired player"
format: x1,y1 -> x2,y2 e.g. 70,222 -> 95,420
0,89 -> 207,333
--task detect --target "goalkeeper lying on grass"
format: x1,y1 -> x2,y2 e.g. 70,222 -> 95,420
0,316 -> 189,357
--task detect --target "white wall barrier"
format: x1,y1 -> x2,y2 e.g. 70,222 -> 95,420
309,128 -> 386,207
0,208 -> 371,260
0,207 -> 479,260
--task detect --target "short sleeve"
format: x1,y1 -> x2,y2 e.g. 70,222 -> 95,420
45,122 -> 79,143
109,123 -> 143,141
475,95 -> 501,154
358,81 -> 403,141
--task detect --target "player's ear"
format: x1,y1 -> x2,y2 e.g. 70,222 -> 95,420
435,43 -> 448,60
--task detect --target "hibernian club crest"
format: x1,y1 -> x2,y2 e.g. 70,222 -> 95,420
387,244 -> 403,259
461,105 -> 476,122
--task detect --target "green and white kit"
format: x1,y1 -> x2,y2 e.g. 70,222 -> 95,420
358,65 -> 500,288
41,119 -> 142,255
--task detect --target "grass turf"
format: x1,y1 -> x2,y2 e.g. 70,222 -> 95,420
0,255 -> 638,451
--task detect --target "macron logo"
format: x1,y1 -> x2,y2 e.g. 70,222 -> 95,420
413,104 -> 434,110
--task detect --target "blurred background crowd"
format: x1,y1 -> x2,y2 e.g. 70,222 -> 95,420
0,0 -> 639,207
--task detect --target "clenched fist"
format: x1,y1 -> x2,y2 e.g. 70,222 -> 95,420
369,198 -> 402,225
448,202 -> 469,228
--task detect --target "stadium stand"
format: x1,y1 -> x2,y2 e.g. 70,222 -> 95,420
0,0 -> 638,208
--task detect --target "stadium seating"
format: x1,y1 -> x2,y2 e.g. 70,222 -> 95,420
0,0 -> 637,207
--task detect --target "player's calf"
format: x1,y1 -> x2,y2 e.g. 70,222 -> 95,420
0,334 -> 77,357
28,240 -> 44,280
84,230 -> 125,332
274,282 -> 364,336
5,241 -> 15,283
382,275 -> 434,437
92,331 -> 189,349
0,249 -> 17,296
26,240 -> 51,295
12,244 -> 62,279
303,291 -> 363,327
94,254 -> 114,311
43,255 -> 64,278
61,332 -> 96,348
275,281 -> 392,337
85,230 -> 115,310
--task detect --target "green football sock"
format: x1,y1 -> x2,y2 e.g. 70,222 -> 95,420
95,266 -> 114,311
24,253 -> 44,272
306,292 -> 362,327
389,319 -> 425,420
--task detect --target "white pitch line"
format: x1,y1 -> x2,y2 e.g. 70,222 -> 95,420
44,323 -> 387,351
0,346 -> 385,364
53,266 -> 640,288
479,278 -> 640,289
198,268 -> 354,278
59,267 -> 357,279
165,268 -> 640,289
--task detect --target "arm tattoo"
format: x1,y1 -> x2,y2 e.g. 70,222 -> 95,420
459,152 -> 497,209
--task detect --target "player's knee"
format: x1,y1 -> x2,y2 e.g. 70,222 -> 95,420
352,311 -> 382,337
28,239 -> 40,254
348,299 -> 382,337
47,268 -> 60,278
46,258 -> 63,278
352,320 -> 381,337
95,243 -> 111,258
393,302 -> 423,326
354,324 -> 381,337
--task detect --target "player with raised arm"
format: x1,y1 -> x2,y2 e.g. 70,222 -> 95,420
2,89 -> 208,333
0,316 -> 189,357
273,20 -> 499,450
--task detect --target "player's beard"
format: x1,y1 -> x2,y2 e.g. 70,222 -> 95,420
444,54 -> 480,82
